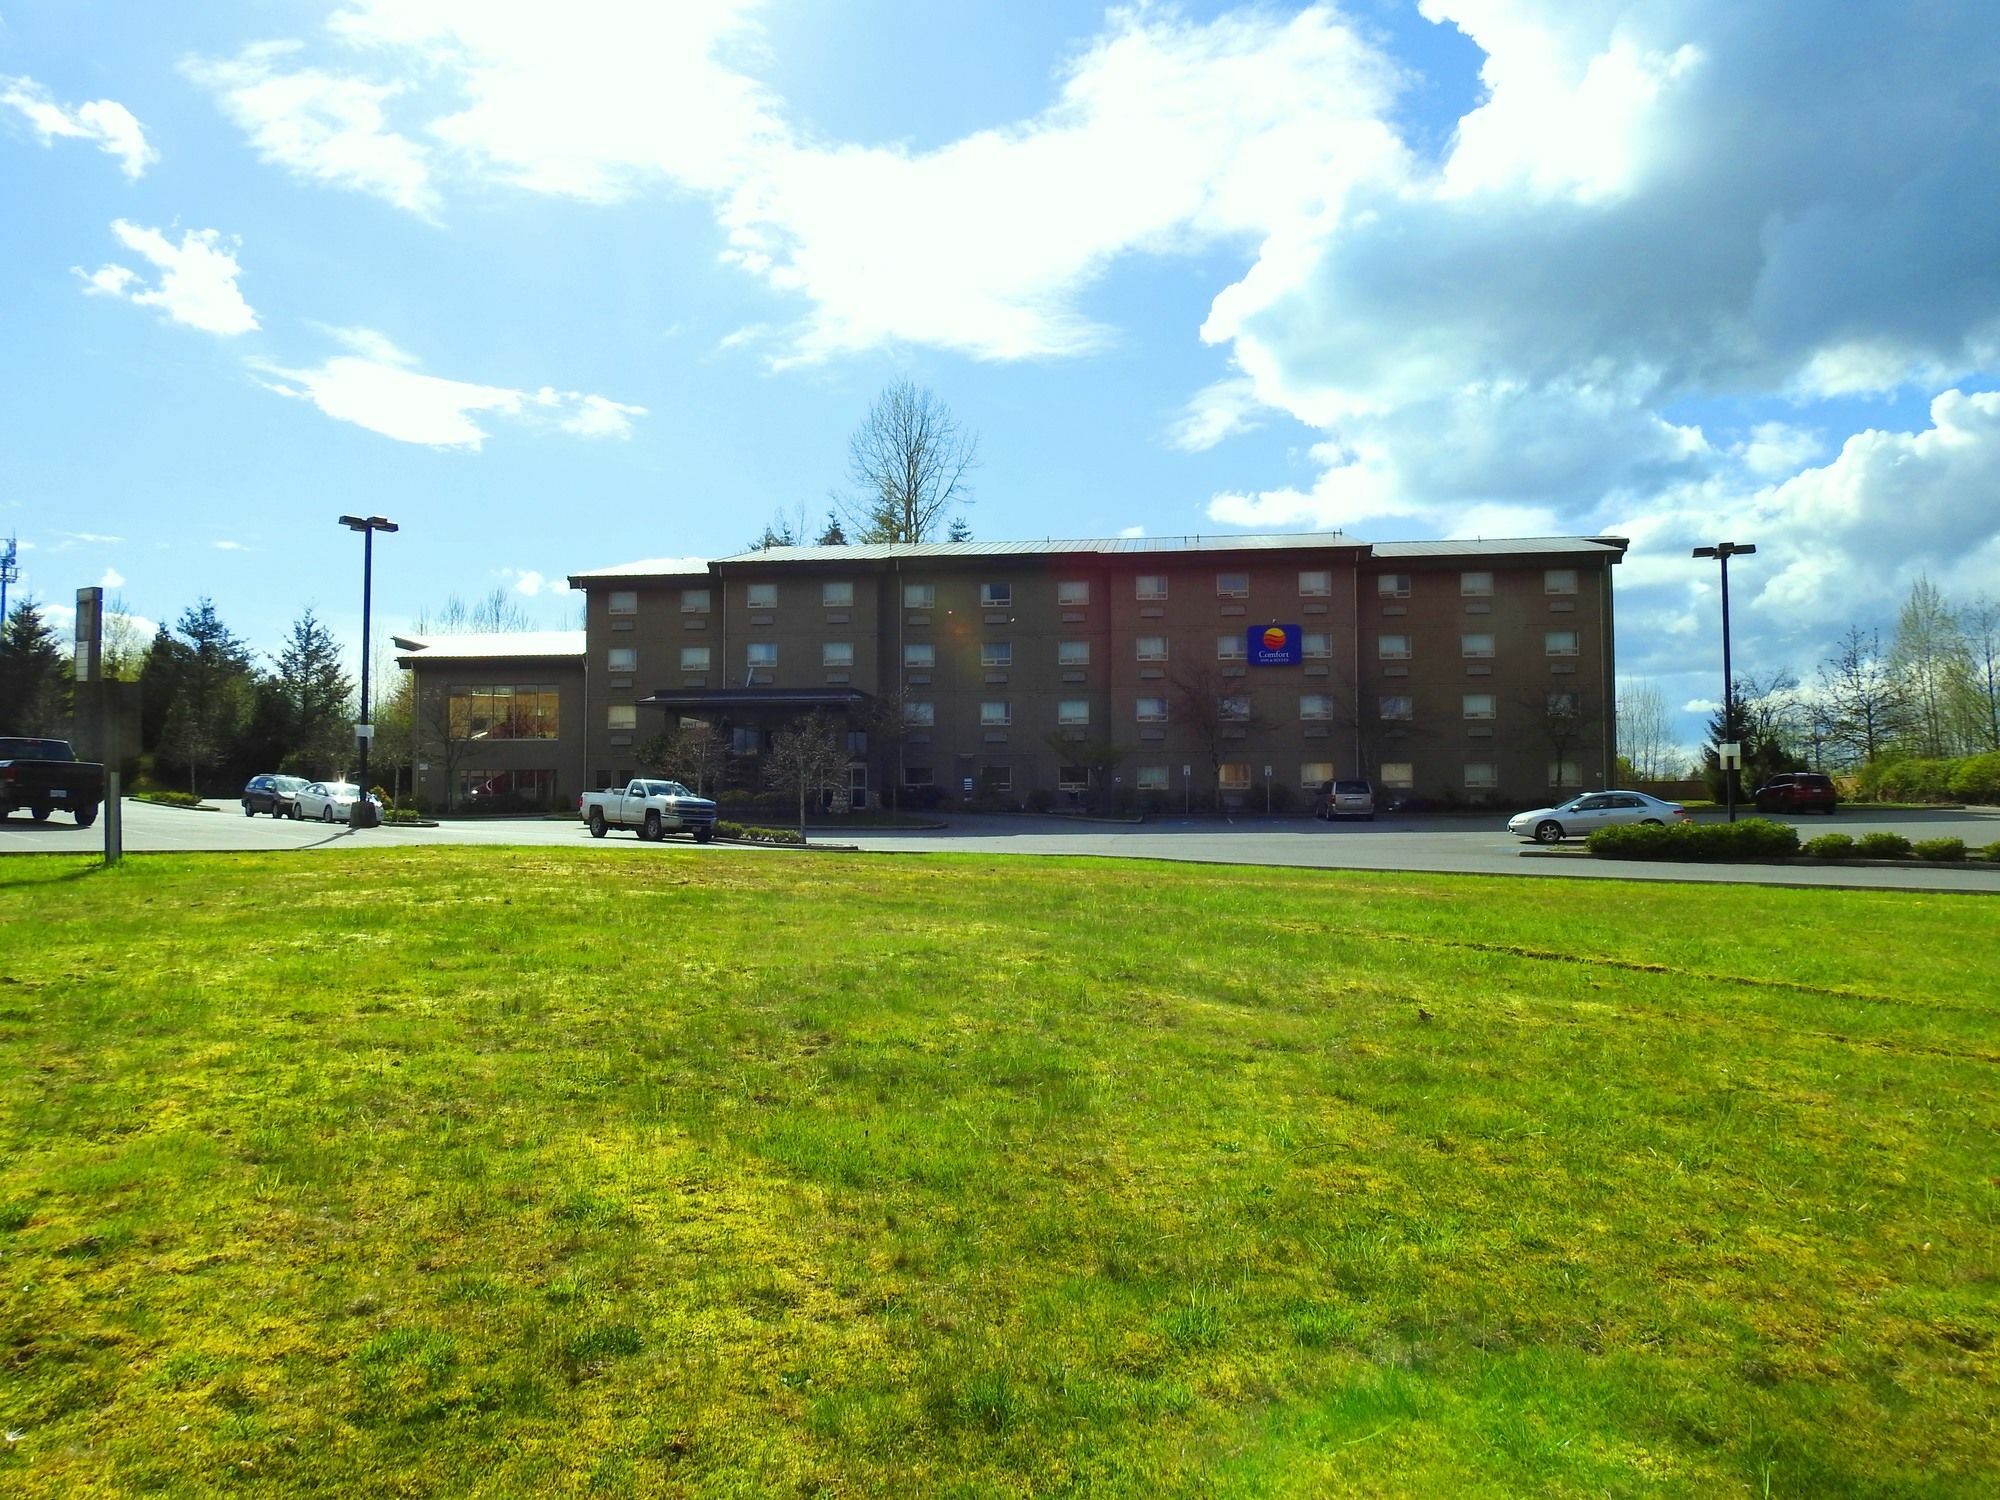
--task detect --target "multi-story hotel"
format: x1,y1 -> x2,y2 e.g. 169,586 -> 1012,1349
396,531 -> 1627,811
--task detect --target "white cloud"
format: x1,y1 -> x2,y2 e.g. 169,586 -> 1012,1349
1171,376 -> 1267,452
501,567 -> 550,596
552,392 -> 646,439
212,540 -> 247,551
75,220 -> 259,336
1118,525 -> 1147,539
99,568 -> 125,589
60,531 -> 125,544
1,74 -> 157,178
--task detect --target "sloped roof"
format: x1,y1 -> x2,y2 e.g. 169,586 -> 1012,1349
1371,536 -> 1629,559
709,531 -> 1358,565
565,556 -> 710,584
393,630 -> 585,664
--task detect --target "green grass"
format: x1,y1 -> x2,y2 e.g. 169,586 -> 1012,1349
0,849 -> 1995,1497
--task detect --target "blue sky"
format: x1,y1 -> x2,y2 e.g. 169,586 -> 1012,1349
4,1 -> 1998,746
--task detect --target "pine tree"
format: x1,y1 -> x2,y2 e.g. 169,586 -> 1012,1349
273,607 -> 354,774
0,599 -> 68,734
158,598 -> 254,793
138,625 -> 187,750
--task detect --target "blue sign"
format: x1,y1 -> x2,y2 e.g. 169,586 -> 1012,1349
1249,624 -> 1301,666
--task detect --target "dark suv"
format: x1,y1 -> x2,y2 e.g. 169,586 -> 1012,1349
1753,772 -> 1839,815
242,774 -> 309,818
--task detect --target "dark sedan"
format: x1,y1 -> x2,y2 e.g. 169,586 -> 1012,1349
242,774 -> 309,818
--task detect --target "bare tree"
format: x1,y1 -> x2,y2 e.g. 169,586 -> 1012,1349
416,589 -> 534,635
1958,595 -> 2000,752
1040,731 -> 1130,813
841,381 -> 978,544
1532,688 -> 1603,788
1615,679 -> 1681,780
1816,626 -> 1907,767
415,682 -> 475,811
1168,660 -> 1269,803
637,719 -> 728,797
764,713 -> 848,841
1890,575 -> 1972,757
100,595 -> 148,681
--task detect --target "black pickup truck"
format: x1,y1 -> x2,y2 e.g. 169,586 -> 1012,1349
0,737 -> 106,826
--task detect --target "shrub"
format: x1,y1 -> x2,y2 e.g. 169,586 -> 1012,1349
1948,751 -> 2000,803
1854,831 -> 1913,860
134,789 -> 204,808
1983,840 -> 2000,863
1802,833 -> 1856,859
1911,837 -> 1967,862
1025,788 -> 1055,814
1587,818 -> 1799,862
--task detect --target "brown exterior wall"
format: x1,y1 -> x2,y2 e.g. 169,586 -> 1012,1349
403,657 -> 586,809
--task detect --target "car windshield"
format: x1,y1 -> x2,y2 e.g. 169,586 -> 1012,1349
322,784 -> 359,796
639,780 -> 695,798
277,777 -> 308,790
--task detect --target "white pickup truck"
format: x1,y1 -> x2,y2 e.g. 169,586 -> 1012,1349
580,779 -> 719,843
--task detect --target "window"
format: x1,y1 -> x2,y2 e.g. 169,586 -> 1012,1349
1300,760 -> 1333,789
1136,574 -> 1168,601
1547,691 -> 1582,716
1461,632 -> 1495,659
1463,693 -> 1497,720
904,582 -> 935,609
746,642 -> 777,671
846,730 -> 868,755
1058,640 -> 1090,666
1058,580 -> 1090,606
731,726 -> 760,754
904,642 -> 935,668
822,641 -> 854,668
1545,568 -> 1579,595
607,647 -> 637,672
1548,758 -> 1582,788
980,582 -> 1012,607
745,582 -> 777,609
1378,634 -> 1412,660
1136,635 -> 1168,662
1057,765 -> 1089,791
1136,765 -> 1168,791
1301,694 -> 1333,720
1221,695 -> 1250,721
1136,696 -> 1168,724
980,700 -> 1011,726
1464,762 -> 1498,789
1379,695 -> 1413,721
448,685 -> 561,740
1545,630 -> 1580,657
822,580 -> 854,608
1219,763 -> 1252,791
980,766 -> 1013,793
1301,631 -> 1331,659
1216,571 -> 1249,598
1460,571 -> 1493,597
1058,699 -> 1090,725
1217,634 -> 1246,660
903,766 -> 934,787
1380,761 -> 1414,789
680,646 -> 711,672
1299,569 -> 1331,596
681,587 -> 710,613
607,705 -> 637,732
1378,573 -> 1411,598
981,641 -> 1013,668
904,701 -> 935,727
608,589 -> 637,615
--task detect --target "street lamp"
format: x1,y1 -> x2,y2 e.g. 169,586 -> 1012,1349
340,514 -> 398,828
1692,541 -> 1756,823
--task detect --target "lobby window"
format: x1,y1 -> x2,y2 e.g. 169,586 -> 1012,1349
1219,763 -> 1252,791
1380,761 -> 1414,790
1301,694 -> 1333,721
1301,631 -> 1331,659
904,582 -> 935,609
1460,571 -> 1493,597
1301,760 -> 1333,789
1136,696 -> 1168,724
1545,568 -> 1579,595
745,582 -> 777,609
680,646 -> 711,672
980,582 -> 1012,608
607,705 -> 637,732
607,647 -> 637,672
1461,632 -> 1495,659
904,701 -> 935,727
1378,573 -> 1411,598
1216,571 -> 1249,598
1299,569 -> 1331,596
681,587 -> 710,613
1545,630 -> 1580,657
1217,634 -> 1247,661
1464,762 -> 1499,789
822,580 -> 854,608
1058,580 -> 1090,606
1058,699 -> 1090,726
731,726 -> 760,755
1136,765 -> 1168,792
1058,640 -> 1090,666
981,700 -> 1012,727
1463,693 -> 1497,720
746,642 -> 777,672
608,589 -> 637,616
1549,758 -> 1583,788
904,642 -> 935,669
981,641 -> 1013,668
1378,633 -> 1412,660
1137,635 -> 1168,662
822,641 -> 854,668
1136,574 -> 1168,601
450,685 -> 560,740
1379,694 -> 1413,721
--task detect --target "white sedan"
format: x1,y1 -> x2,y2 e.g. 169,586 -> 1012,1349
1508,790 -> 1691,844
292,781 -> 379,823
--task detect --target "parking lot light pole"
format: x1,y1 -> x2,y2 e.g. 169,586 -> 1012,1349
1692,542 -> 1756,823
340,514 -> 398,828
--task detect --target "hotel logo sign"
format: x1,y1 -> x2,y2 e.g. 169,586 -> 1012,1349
1249,624 -> 1301,666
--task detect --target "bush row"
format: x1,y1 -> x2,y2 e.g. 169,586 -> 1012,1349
714,821 -> 805,845
1586,819 -> 1801,861
1803,833 -> 2000,863
1852,751 -> 2000,804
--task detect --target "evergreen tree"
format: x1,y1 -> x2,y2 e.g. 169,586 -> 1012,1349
138,625 -> 187,751
947,516 -> 973,543
158,598 -> 255,793
0,599 -> 68,734
816,511 -> 848,546
273,607 -> 354,774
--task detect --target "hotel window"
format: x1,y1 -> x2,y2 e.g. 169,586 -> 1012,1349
1058,699 -> 1091,725
1136,765 -> 1168,791
680,646 -> 711,672
1378,633 -> 1412,660
1301,631 -> 1331,659
1379,695 -> 1413,721
1219,763 -> 1252,791
1221,695 -> 1250,721
731,726 -> 761,754
1464,762 -> 1499,789
745,583 -> 778,609
607,647 -> 637,672
1136,636 -> 1168,662
608,589 -> 637,616
1463,693 -> 1497,720
1380,762 -> 1414,790
1549,758 -> 1582,788
1299,569 -> 1331,596
1217,634 -> 1247,660
847,730 -> 869,755
1461,632 -> 1495,659
822,641 -> 854,668
1136,696 -> 1168,724
1301,694 -> 1333,721
681,587 -> 711,613
980,700 -> 1011,727
1058,640 -> 1090,666
1301,760 -> 1333,789
1547,691 -> 1582,715
1058,580 -> 1090,606
904,701 -> 935,727
904,642 -> 935,669
981,641 -> 1013,668
746,642 -> 777,672
607,705 -> 637,731
822,580 -> 854,608
1057,765 -> 1089,791
904,582 -> 935,609
903,766 -> 934,787
1216,571 -> 1250,598
1136,574 -> 1168,601
1460,571 -> 1493,597
1378,573 -> 1411,598
1545,630 -> 1580,657
1545,568 -> 1579,595
980,766 -> 1013,793
980,582 -> 1012,607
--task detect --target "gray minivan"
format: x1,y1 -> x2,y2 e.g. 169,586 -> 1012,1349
1314,778 -> 1376,821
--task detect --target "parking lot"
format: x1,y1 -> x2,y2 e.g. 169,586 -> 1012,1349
5,798 -> 1998,891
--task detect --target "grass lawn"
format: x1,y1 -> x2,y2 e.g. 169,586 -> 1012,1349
1,849 -> 1994,1497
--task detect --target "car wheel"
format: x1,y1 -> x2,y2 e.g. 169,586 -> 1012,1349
245,805 -> 256,817
1640,818 -> 1663,826
643,810 -> 662,842
75,805 -> 97,828
588,808 -> 607,839
1534,820 -> 1564,844
694,826 -> 714,844
321,804 -> 334,823
30,805 -> 50,823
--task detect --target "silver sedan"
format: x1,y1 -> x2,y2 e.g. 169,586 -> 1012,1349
292,781 -> 379,824
1507,790 -> 1691,844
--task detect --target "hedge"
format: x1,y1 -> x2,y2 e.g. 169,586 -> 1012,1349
1854,751 -> 2000,803
1587,818 -> 1800,862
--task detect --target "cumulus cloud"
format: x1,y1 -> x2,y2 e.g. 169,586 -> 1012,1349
1,74 -> 157,177
500,567 -> 553,596
75,220 -> 259,335
99,568 -> 125,589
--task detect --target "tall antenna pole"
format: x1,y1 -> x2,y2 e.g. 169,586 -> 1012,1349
0,535 -> 18,624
